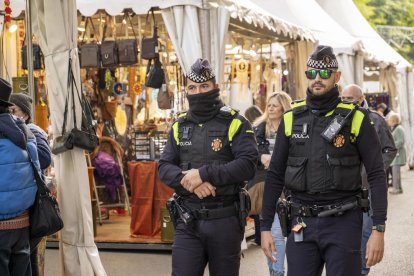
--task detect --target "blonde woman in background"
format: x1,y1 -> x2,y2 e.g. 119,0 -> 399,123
388,113 -> 406,194
249,92 -> 292,276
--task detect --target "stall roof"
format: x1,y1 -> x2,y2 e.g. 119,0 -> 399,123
316,0 -> 411,68
12,0 -> 314,42
252,0 -> 363,54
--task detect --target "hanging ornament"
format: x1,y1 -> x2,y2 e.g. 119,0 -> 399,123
3,0 -> 12,30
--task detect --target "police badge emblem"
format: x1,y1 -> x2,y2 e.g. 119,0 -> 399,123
211,138 -> 223,152
323,55 -> 332,65
332,134 -> 345,148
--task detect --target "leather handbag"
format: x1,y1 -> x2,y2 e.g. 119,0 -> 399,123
145,58 -> 164,89
141,8 -> 159,60
80,17 -> 101,68
28,153 -> 64,239
22,43 -> 43,70
117,13 -> 138,65
157,69 -> 173,109
100,21 -> 118,67
100,40 -> 118,68
52,57 -> 99,154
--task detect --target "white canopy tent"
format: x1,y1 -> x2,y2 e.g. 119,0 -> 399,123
29,0 -> 106,275
7,0 -> 315,274
316,0 -> 414,167
252,0 -> 365,94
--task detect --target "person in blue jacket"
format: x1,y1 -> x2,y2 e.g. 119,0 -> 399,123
0,78 -> 40,276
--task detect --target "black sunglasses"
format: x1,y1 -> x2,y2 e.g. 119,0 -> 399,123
305,69 -> 336,80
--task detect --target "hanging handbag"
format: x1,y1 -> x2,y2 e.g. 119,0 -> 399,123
52,57 -> 99,154
157,68 -> 174,109
28,153 -> 64,239
21,33 -> 43,70
117,13 -> 138,66
79,17 -> 101,68
141,8 -> 159,60
145,58 -> 165,89
100,18 -> 118,67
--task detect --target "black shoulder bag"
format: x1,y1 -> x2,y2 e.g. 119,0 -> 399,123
52,57 -> 99,154
141,8 -> 159,60
28,153 -> 64,239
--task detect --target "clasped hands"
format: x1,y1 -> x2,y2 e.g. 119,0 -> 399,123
181,169 -> 216,199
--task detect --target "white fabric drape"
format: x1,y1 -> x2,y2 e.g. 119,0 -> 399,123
162,5 -> 230,81
336,51 -> 364,87
162,6 -> 203,74
30,0 -> 106,275
285,40 -> 315,100
379,66 -> 398,110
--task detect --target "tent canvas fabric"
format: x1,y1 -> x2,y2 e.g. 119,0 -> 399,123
252,0 -> 364,90
316,0 -> 414,167
30,0 -> 106,275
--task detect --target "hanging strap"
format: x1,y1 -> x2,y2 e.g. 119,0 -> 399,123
145,8 -> 157,39
120,12 -> 138,40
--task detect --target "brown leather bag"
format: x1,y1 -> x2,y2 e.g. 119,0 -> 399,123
79,17 -> 101,68
100,21 -> 118,68
247,181 -> 265,215
141,8 -> 159,60
117,13 -> 138,66
157,69 -> 173,110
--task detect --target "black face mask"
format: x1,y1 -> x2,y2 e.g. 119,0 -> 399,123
186,88 -> 223,123
306,85 -> 341,114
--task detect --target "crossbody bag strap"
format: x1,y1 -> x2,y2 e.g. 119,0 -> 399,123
61,57 -> 71,135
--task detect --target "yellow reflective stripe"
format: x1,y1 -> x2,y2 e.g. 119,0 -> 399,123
228,118 -> 242,141
293,101 -> 306,108
325,110 -> 335,117
172,122 -> 179,145
231,110 -> 237,116
336,102 -> 354,110
351,110 -> 365,137
178,112 -> 187,118
284,111 -> 293,136
246,130 -> 254,133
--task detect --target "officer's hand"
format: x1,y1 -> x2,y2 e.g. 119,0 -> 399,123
366,230 -> 385,267
261,231 -> 277,262
193,182 -> 216,199
181,169 -> 203,192
261,154 -> 272,169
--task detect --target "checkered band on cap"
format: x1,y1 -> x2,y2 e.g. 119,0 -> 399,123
307,45 -> 338,69
307,57 -> 338,69
187,58 -> 215,83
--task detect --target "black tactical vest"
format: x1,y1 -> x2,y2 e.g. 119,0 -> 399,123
174,108 -> 241,196
284,101 -> 363,193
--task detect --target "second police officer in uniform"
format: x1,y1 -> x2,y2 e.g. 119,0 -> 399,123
158,58 -> 258,276
261,46 -> 387,276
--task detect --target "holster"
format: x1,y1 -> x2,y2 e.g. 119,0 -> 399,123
358,188 -> 370,213
276,198 -> 291,237
166,197 -> 179,229
237,188 -> 251,229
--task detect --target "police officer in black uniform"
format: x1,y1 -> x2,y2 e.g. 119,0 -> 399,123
261,46 -> 387,276
158,58 -> 258,276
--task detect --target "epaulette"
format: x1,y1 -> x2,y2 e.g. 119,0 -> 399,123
291,99 -> 307,115
176,111 -> 187,123
219,105 -> 238,118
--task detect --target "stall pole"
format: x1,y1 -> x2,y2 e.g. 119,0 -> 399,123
24,0 -> 35,121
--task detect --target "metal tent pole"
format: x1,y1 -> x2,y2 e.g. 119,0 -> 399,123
25,0 -> 35,121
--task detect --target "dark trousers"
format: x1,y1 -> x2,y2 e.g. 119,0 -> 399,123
0,227 -> 32,276
172,216 -> 243,276
286,209 -> 362,276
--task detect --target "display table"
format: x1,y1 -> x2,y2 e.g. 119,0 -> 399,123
128,161 -> 174,237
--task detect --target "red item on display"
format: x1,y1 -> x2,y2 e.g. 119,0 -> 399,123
128,161 -> 173,238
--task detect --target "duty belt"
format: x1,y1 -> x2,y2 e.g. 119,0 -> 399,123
290,200 -> 359,217
184,201 -> 238,220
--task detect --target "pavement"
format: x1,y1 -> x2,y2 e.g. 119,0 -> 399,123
45,168 -> 414,276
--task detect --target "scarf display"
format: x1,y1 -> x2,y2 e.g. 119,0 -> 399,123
306,86 -> 341,114
186,89 -> 223,123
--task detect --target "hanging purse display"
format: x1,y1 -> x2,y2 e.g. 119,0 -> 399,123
141,8 -> 159,60
80,17 -> 101,68
52,57 -> 99,155
21,33 -> 43,70
100,19 -> 118,68
117,13 -> 138,66
145,57 -> 165,89
157,68 -> 174,109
